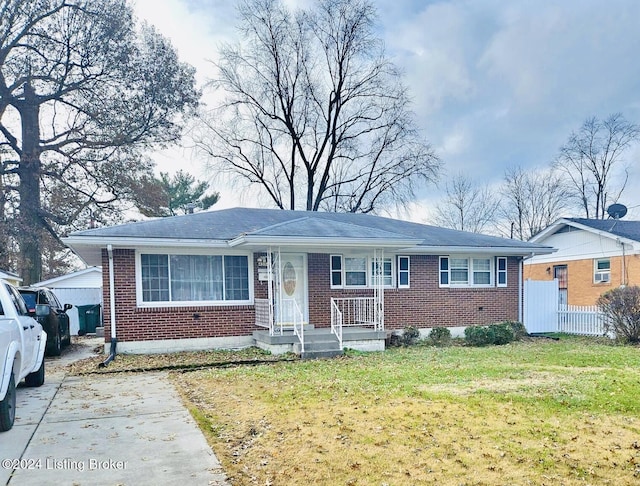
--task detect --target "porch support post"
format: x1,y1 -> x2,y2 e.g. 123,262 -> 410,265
373,248 -> 385,331
267,248 -> 274,335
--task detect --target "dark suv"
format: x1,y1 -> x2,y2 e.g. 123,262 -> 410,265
19,287 -> 72,356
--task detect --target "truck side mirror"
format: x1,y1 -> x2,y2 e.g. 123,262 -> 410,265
64,303 -> 73,312
35,304 -> 50,317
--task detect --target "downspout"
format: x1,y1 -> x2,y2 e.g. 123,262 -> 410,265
518,256 -> 524,323
100,244 -> 118,367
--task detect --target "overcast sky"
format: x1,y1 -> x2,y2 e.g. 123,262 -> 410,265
133,0 -> 640,221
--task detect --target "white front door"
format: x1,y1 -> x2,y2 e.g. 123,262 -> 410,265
274,253 -> 308,326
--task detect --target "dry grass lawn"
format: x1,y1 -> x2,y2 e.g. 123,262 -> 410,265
171,338 -> 640,485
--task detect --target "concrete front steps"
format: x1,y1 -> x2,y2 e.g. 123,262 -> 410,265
294,328 -> 342,359
253,325 -> 386,359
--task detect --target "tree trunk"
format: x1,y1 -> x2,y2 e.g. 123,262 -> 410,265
17,83 -> 43,285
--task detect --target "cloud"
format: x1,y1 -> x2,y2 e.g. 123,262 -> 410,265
132,0 -> 640,217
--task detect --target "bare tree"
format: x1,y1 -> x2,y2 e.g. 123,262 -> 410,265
430,173 -> 498,233
499,166 -> 571,240
555,113 -> 639,219
194,0 -> 439,213
0,0 -> 199,283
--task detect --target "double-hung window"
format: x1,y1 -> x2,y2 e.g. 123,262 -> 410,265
496,257 -> 507,287
140,253 -> 250,305
345,257 -> 367,286
371,258 -> 393,287
331,254 -> 403,288
594,258 -> 610,283
397,256 -> 410,288
439,256 -> 496,287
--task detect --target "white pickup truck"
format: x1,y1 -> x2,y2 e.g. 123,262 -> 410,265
0,280 -> 47,432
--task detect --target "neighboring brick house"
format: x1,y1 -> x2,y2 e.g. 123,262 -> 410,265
64,208 -> 553,354
524,218 -> 640,306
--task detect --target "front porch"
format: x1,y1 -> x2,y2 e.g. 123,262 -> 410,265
253,325 -> 387,358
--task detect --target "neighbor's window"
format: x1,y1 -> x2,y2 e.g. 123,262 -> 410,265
140,253 -> 249,304
439,256 -> 495,287
594,258 -> 611,283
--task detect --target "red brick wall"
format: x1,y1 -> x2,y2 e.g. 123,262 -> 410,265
309,254 -> 521,329
102,249 -> 257,342
103,249 -> 521,343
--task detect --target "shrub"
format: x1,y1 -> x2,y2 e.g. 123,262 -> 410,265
401,325 -> 421,347
488,322 -> 515,345
464,325 -> 493,346
507,321 -> 528,340
464,322 -> 517,346
597,286 -> 640,343
428,327 -> 452,347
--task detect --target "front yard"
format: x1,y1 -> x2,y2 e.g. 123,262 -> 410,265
170,337 -> 640,485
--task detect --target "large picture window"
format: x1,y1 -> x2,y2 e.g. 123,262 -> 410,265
140,253 -> 250,304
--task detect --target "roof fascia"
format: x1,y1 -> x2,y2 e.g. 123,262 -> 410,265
528,219 -> 570,242
531,219 -> 639,247
62,236 -> 229,249
35,266 -> 101,286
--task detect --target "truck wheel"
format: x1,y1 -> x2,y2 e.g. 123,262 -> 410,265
0,371 -> 16,432
49,332 -> 62,357
63,323 -> 71,346
25,359 -> 45,388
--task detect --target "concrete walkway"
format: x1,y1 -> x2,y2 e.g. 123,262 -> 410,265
0,338 -> 229,485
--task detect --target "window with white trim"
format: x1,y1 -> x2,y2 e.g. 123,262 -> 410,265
345,257 -> 367,286
439,256 -> 495,287
330,255 -> 343,286
371,258 -> 393,286
496,257 -> 507,287
140,253 -> 250,304
472,258 -> 491,285
331,254 -> 399,288
594,258 -> 610,283
398,256 -> 410,288
450,257 -> 469,285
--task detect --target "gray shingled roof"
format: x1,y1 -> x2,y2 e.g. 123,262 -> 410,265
68,207 -> 551,251
567,218 -> 640,242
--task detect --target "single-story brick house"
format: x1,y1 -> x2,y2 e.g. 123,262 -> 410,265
63,208 -> 553,355
525,218 -> 640,306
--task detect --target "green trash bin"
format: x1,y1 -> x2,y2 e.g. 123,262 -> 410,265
78,304 -> 101,334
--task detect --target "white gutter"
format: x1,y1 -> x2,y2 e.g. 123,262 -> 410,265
107,244 -> 116,339
63,236 -> 229,248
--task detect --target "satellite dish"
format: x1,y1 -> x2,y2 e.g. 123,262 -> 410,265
607,203 -> 628,219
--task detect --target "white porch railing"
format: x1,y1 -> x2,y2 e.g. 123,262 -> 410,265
285,298 -> 305,353
255,297 -> 305,343
331,298 -> 343,350
255,298 -> 274,333
558,304 -> 608,336
330,297 -> 382,329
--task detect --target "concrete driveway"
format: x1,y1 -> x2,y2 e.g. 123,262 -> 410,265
0,338 -> 229,485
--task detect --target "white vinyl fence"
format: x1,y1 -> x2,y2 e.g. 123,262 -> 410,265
524,280 -> 609,337
558,305 -> 608,336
